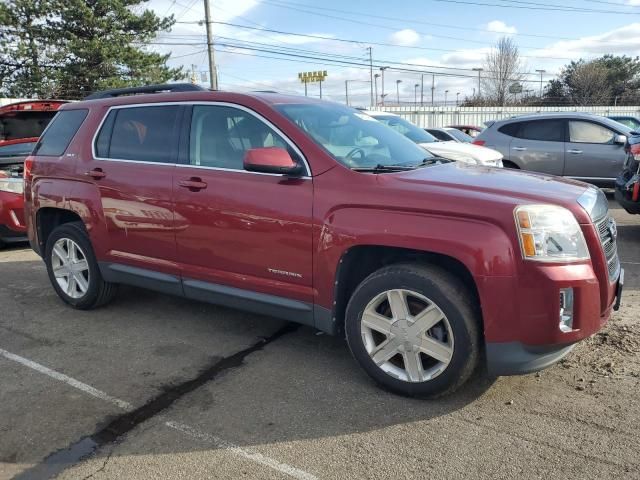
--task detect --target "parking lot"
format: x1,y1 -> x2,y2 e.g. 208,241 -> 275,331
0,195 -> 638,480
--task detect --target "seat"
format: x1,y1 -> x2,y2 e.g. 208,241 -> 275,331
198,113 -> 242,169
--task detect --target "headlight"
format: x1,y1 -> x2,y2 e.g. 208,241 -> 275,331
514,205 -> 589,262
0,178 -> 24,194
438,152 -> 480,165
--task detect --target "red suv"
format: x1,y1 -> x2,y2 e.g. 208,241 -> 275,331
24,84 -> 623,397
0,100 -> 67,247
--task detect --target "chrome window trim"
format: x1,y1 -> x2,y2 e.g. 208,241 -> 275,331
90,101 -> 312,177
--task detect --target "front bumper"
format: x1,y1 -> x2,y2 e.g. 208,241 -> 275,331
486,342 -> 575,376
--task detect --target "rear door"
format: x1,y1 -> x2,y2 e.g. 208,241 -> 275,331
564,120 -> 626,183
80,104 -> 182,284
508,119 -> 565,175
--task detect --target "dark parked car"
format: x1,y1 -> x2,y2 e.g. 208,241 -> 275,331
615,134 -> 640,214
426,127 -> 474,143
24,84 -> 622,397
474,113 -> 635,187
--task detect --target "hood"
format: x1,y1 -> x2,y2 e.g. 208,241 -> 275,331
419,142 -> 502,163
382,161 -> 592,223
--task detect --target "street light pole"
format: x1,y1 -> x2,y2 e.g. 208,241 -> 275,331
367,47 -> 374,107
535,69 -> 546,97
444,90 -> 449,106
472,68 -> 483,98
203,0 -> 218,90
431,74 -> 435,107
396,79 -> 402,105
345,80 -> 349,106
456,92 -> 460,106
414,83 -> 419,107
374,74 -> 380,106
380,67 -> 387,106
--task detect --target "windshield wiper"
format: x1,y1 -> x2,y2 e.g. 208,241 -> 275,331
351,164 -> 417,173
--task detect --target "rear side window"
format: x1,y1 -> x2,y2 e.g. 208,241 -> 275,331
518,120 -> 564,142
498,123 -> 520,137
34,109 -> 88,156
96,106 -> 180,163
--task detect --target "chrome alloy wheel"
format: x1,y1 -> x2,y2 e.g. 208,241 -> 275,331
51,238 -> 90,299
360,289 -> 454,382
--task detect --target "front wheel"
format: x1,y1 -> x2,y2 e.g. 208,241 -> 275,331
345,264 -> 481,398
45,222 -> 117,309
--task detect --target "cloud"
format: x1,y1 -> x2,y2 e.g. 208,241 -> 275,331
533,23 -> 640,58
389,29 -> 421,46
485,20 -> 517,35
627,0 -> 640,5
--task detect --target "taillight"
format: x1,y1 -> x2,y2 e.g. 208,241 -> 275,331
24,155 -> 34,181
472,139 -> 486,146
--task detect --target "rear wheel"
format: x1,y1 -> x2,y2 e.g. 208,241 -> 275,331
345,264 -> 480,398
45,222 -> 117,309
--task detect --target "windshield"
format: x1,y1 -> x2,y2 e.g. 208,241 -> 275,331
445,129 -> 473,143
372,115 -> 437,144
276,104 -> 434,169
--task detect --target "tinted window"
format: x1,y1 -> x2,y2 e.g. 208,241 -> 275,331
498,123 -> 520,137
0,111 -> 58,141
428,129 -> 453,141
445,129 -> 473,142
35,109 -> 88,156
517,120 -> 564,142
189,106 -> 291,170
0,141 -> 37,157
105,106 -> 180,162
569,121 -> 615,144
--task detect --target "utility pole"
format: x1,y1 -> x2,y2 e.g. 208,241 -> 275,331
420,74 -> 424,107
431,74 -> 435,107
319,79 -> 323,99
380,67 -> 387,106
367,47 -> 374,107
535,69 -> 546,97
444,90 -> 449,106
456,92 -> 460,106
396,79 -> 402,105
414,83 -> 419,107
203,0 -> 218,90
473,68 -> 483,98
374,74 -> 380,106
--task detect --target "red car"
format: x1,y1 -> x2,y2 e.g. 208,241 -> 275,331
24,84 -> 622,397
0,100 -> 67,247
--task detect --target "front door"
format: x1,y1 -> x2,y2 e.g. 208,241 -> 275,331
564,120 -> 626,184
173,104 -> 314,308
81,104 -> 182,278
508,119 -> 565,176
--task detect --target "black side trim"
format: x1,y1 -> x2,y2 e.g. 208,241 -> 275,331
183,279 -> 314,327
314,305 -> 336,335
99,262 -> 182,296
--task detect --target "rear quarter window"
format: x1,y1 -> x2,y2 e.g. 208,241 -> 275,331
34,109 -> 89,156
498,123 -> 520,137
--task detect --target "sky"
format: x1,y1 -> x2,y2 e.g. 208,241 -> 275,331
146,0 -> 640,106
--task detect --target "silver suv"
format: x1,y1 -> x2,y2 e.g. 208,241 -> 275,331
475,113 -> 632,187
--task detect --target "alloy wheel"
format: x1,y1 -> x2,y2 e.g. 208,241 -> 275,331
360,289 -> 454,382
51,238 -> 90,299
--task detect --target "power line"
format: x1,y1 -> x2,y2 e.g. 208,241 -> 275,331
432,0 -> 640,14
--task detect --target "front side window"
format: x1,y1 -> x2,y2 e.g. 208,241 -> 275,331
277,104 -> 433,169
189,105 -> 291,170
518,120 -> 564,142
98,106 -> 180,162
569,121 -> 616,144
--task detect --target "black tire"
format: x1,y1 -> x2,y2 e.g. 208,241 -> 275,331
345,263 -> 481,398
44,221 -> 117,309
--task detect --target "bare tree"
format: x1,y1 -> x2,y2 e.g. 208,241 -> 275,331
481,37 -> 524,106
565,61 -> 611,106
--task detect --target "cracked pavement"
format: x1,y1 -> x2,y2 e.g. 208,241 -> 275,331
1,195 -> 639,480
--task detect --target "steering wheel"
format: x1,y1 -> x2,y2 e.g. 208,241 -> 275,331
343,147 -> 366,166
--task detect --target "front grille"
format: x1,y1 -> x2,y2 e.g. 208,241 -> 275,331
594,215 -> 620,280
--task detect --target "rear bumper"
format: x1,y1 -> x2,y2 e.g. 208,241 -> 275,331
486,342 -> 575,376
614,182 -> 640,214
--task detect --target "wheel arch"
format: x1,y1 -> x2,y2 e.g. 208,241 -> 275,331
36,207 -> 84,254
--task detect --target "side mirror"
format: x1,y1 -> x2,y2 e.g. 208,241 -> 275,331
614,134 -> 627,145
243,147 -> 303,176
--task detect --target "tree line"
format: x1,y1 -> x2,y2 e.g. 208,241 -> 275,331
0,0 -> 183,99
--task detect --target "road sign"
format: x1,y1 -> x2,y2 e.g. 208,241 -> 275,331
509,82 -> 523,94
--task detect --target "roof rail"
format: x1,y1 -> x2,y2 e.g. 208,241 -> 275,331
84,83 -> 207,100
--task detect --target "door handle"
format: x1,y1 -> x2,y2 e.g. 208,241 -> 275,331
85,168 -> 106,179
567,149 -> 583,154
513,146 -> 527,151
178,177 -> 208,191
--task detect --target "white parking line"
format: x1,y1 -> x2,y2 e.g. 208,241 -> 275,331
0,347 -> 318,480
0,348 -> 133,410
166,421 -> 318,480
